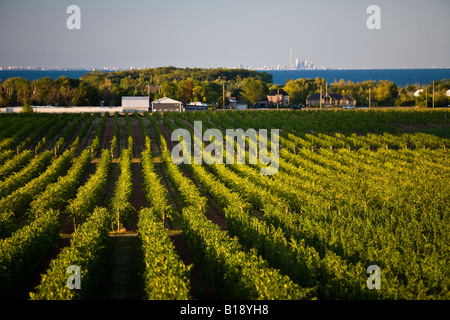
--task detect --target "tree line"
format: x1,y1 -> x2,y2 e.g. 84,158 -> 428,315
282,78 -> 450,107
0,67 -> 272,108
0,66 -> 448,108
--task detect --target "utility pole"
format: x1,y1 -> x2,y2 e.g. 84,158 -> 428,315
223,80 -> 225,109
320,86 -> 322,109
277,88 -> 279,109
369,88 -> 371,108
426,87 -> 428,108
432,81 -> 435,108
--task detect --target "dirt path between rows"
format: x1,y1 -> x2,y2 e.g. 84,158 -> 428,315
94,234 -> 145,300
130,116 -> 145,158
128,161 -> 146,232
100,115 -> 114,151
93,114 -> 147,299
127,115 -> 148,231
78,117 -> 100,156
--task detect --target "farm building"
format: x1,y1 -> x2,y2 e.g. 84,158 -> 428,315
151,97 -> 183,113
227,97 -> 248,109
121,96 -> 150,113
184,102 -> 208,111
255,97 -> 270,108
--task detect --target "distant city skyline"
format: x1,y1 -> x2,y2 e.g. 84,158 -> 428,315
1,0 -> 449,70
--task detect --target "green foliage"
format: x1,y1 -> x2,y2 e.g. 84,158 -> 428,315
67,149 -> 111,229
395,94 -> 416,107
21,101 -> 33,113
0,109 -> 449,300
139,136 -> 192,299
29,207 -> 110,300
283,78 -> 324,105
28,147 -> 92,219
180,109 -> 450,299
141,137 -> 172,220
160,133 -> 309,299
0,68 -> 272,107
240,78 -> 269,106
110,148 -> 134,231
0,150 -> 53,199
0,149 -> 73,234
374,80 -> 398,105
0,209 -> 61,298
0,149 -> 34,180
139,208 -> 192,299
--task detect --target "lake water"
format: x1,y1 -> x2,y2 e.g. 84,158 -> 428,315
1,68 -> 449,87
263,69 -> 450,86
0,70 -> 112,82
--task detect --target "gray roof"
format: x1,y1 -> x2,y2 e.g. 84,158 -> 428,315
122,96 -> 149,101
307,93 -> 320,100
307,93 -> 355,101
341,95 -> 356,101
268,88 -> 289,96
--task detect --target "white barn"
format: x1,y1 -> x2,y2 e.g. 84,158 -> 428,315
151,97 -> 183,113
121,96 -> 150,112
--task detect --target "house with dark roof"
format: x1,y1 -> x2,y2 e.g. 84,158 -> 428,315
267,88 -> 290,107
306,93 -> 321,106
340,95 -> 357,106
324,93 -> 343,106
306,93 -> 356,107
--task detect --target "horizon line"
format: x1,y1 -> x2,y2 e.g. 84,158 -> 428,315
1,66 -> 450,71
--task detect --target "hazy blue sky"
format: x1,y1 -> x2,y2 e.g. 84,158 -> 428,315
0,0 -> 449,69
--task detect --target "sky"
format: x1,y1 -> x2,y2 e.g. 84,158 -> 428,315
0,0 -> 449,69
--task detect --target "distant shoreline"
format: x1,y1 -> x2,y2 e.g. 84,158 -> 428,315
260,68 -> 450,87
1,68 -> 449,87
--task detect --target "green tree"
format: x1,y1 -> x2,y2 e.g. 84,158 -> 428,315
157,81 -> 177,99
56,76 -> 75,106
374,80 -> 398,106
283,79 -> 320,105
30,77 -> 53,105
192,81 -> 220,104
395,94 -> 416,107
193,83 -> 206,103
0,84 -> 7,108
241,78 -> 268,107
177,79 -> 195,102
2,77 -> 32,106
415,90 -> 428,108
21,100 -> 33,113
433,93 -> 449,108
